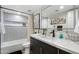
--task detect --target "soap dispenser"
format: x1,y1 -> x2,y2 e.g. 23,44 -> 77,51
52,30 -> 55,37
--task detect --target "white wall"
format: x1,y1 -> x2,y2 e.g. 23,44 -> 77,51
41,18 -> 48,29
64,10 -> 74,29
76,9 -> 78,24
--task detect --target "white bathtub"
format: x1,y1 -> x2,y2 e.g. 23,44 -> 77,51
1,39 -> 29,54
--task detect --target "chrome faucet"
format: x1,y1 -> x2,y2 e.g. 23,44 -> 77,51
42,29 -> 47,35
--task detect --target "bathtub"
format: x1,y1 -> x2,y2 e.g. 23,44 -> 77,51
1,39 -> 29,54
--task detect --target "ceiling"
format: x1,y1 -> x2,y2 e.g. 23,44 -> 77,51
42,5 -> 76,17
2,5 -> 47,14
2,5 -> 78,17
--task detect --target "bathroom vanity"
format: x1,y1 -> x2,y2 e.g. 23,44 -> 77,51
30,37 -> 69,54
30,34 -> 79,54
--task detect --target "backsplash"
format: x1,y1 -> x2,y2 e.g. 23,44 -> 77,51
65,31 -> 79,41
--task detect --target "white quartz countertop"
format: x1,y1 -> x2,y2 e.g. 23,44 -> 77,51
31,34 -> 79,54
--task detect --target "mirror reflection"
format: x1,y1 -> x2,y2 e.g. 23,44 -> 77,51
37,5 -> 79,36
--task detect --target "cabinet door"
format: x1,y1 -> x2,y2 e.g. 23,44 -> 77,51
59,49 -> 70,54
30,38 -> 41,54
30,45 -> 41,54
41,42 -> 58,54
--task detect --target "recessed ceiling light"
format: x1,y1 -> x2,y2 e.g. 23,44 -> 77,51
17,12 -> 21,14
59,6 -> 64,10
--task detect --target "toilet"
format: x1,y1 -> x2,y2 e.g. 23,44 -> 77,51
22,42 -> 30,54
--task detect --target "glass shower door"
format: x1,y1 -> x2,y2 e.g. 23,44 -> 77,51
1,9 -> 28,54
3,11 -> 28,42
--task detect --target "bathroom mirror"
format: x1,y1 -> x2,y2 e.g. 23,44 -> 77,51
41,5 -> 78,31
34,13 -> 40,29
33,13 -> 40,33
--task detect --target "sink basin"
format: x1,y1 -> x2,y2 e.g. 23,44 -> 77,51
71,40 -> 79,45
40,35 -> 49,39
35,34 -> 48,38
38,34 -> 54,40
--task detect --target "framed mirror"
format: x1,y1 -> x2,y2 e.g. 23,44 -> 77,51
34,13 -> 40,29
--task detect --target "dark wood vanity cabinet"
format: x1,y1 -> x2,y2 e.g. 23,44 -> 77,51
30,37 -> 70,54
58,49 -> 70,54
42,43 -> 57,54
30,38 -> 41,54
